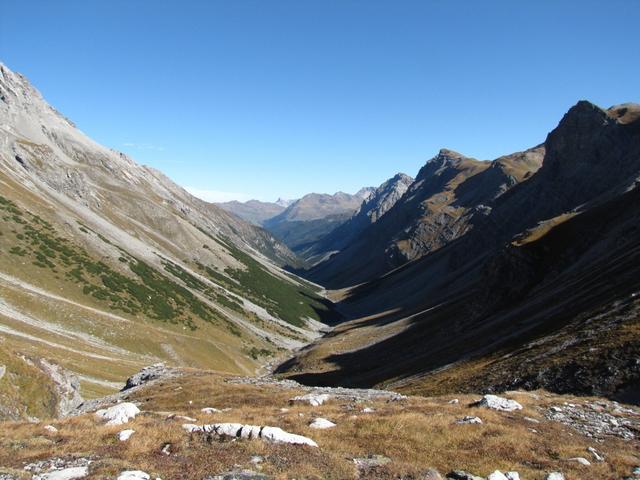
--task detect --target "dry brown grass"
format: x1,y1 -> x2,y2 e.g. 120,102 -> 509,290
0,371 -> 638,479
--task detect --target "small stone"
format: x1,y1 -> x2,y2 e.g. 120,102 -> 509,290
456,416 -> 483,424
353,455 -> 391,470
309,418 -> 336,429
279,408 -> 289,413
161,443 -> 171,455
202,407 -> 222,414
118,429 -> 135,441
43,425 -> 58,433
568,456 -> 590,466
167,414 -> 197,422
117,472 -> 150,480
249,456 -> 264,464
448,399 -> 459,404
362,407 -> 375,413
587,447 -> 604,462
524,416 -> 540,423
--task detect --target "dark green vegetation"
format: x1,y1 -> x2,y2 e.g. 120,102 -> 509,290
0,195 -> 236,332
196,235 -> 334,327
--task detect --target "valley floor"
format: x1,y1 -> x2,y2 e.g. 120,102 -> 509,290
0,367 -> 639,479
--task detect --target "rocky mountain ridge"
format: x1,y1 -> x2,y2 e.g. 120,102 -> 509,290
278,100 -> 640,405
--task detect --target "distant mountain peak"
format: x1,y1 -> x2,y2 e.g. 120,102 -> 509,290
275,197 -> 294,208
355,186 -> 376,201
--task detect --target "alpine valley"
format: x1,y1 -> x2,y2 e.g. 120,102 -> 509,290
1,62 -> 640,480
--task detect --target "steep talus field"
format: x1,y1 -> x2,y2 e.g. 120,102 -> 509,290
278,101 -> 640,404
0,63 -> 337,419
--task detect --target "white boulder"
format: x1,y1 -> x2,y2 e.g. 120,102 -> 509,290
506,472 -> 520,480
118,429 -> 135,441
475,395 -> 523,412
95,402 -> 140,425
117,471 -> 150,480
487,472 -> 508,480
309,418 -> 336,429
34,467 -> 88,480
545,473 -> 565,480
289,393 -> 331,406
183,422 -> 318,447
568,457 -> 591,466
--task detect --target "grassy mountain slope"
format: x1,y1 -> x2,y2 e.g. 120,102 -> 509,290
0,63 -> 336,418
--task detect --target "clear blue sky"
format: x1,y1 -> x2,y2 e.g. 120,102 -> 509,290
1,1 -> 638,202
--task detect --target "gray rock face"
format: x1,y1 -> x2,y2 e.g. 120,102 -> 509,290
36,359 -> 83,417
122,363 -> 178,391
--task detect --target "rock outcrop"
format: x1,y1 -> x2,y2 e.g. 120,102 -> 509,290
95,403 -> 140,426
473,395 -> 523,412
183,423 -> 318,447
